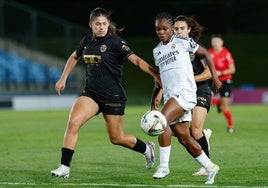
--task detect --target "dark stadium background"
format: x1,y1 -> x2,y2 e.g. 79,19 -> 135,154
11,0 -> 268,36
1,0 -> 268,104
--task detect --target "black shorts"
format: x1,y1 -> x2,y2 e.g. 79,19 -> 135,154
80,91 -> 126,115
219,79 -> 233,97
196,83 -> 212,112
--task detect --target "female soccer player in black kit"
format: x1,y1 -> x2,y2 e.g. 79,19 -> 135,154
51,7 -> 160,178
174,15 -> 214,176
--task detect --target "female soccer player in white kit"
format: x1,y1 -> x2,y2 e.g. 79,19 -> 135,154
151,12 -> 221,185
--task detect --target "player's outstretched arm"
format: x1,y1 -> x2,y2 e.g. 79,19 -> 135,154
55,51 -> 80,95
127,53 -> 161,87
151,83 -> 163,110
196,46 -> 222,90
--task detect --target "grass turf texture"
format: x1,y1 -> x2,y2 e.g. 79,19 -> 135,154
0,104 -> 268,187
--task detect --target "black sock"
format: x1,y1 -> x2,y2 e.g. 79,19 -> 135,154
131,138 -> 147,154
197,135 -> 210,158
61,147 -> 75,167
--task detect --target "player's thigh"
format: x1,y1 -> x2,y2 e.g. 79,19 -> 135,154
161,97 -> 185,124
103,114 -> 124,137
69,96 -> 99,126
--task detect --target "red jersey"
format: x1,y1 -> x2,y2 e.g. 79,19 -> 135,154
208,47 -> 235,81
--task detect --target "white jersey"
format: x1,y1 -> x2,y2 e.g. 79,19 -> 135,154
153,35 -> 198,105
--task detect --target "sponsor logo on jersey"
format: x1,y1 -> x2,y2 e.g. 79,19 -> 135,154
156,50 -> 179,67
83,55 -> 102,64
197,96 -> 207,106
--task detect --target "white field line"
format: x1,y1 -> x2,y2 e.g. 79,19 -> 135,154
0,182 -> 267,187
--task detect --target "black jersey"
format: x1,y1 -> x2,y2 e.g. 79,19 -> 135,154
191,43 -> 212,109
190,52 -> 206,75
76,32 -> 133,102
190,42 -> 210,86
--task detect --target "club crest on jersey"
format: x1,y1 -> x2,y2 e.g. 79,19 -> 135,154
100,45 -> 107,52
171,43 -> 176,49
189,53 -> 195,61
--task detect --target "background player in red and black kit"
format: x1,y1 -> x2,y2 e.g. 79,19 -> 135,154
208,34 -> 236,133
51,7 -> 160,178
174,15 -> 217,177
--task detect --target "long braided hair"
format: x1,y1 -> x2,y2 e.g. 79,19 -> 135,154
155,12 -> 175,26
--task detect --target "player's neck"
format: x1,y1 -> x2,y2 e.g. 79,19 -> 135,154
214,46 -> 223,53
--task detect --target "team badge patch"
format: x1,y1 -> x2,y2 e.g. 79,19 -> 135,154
189,53 -> 195,61
121,40 -> 130,51
100,45 -> 107,52
122,44 -> 130,51
171,43 -> 176,49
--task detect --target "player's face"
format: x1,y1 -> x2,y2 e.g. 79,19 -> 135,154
89,16 -> 109,37
211,37 -> 224,50
173,21 -> 190,37
155,19 -> 174,45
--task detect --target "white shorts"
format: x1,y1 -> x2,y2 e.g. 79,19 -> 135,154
164,91 -> 197,124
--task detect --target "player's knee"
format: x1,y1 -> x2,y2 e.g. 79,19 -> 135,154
67,120 -> 79,132
190,127 -> 203,139
109,135 -> 122,145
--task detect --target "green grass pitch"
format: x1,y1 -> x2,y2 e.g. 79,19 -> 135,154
0,104 -> 268,187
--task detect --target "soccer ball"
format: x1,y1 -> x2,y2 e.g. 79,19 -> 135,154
140,110 -> 167,136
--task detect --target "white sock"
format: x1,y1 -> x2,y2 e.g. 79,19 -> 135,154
159,146 -> 171,168
195,151 -> 214,171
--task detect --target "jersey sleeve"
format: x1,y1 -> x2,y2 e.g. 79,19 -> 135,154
187,38 -> 199,53
152,48 -> 158,66
113,36 -> 134,60
75,35 -> 89,57
226,50 -> 235,65
152,43 -> 162,67
121,40 -> 134,58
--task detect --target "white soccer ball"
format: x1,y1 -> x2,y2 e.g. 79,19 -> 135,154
140,110 -> 167,136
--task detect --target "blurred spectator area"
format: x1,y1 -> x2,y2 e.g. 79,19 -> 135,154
0,0 -> 85,94
0,38 -> 84,94
1,0 -> 268,105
